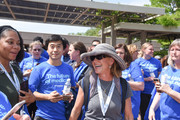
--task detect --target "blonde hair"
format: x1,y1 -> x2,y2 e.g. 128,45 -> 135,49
29,41 -> 42,50
139,42 -> 153,57
127,44 -> 138,56
167,39 -> 180,68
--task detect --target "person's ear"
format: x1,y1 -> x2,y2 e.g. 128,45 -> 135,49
76,50 -> 80,55
109,58 -> 114,66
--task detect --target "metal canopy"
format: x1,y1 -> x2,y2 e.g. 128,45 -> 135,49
0,0 -> 165,27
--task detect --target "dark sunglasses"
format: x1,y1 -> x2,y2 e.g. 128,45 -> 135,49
90,54 -> 107,61
33,49 -> 41,52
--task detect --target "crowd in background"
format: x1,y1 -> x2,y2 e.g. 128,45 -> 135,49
0,25 -> 180,120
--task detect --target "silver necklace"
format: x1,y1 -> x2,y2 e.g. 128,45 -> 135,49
101,81 -> 112,94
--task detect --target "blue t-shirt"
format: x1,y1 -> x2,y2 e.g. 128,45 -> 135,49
74,61 -> 87,83
29,62 -> 75,120
41,49 -> 49,59
61,54 -> 73,64
24,52 -> 30,59
135,57 -> 162,94
159,66 -> 180,120
0,91 -> 14,120
19,56 -> 47,80
122,61 -> 144,118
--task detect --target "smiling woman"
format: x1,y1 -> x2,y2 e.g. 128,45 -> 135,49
149,39 -> 180,120
69,43 -> 134,120
0,25 -> 34,120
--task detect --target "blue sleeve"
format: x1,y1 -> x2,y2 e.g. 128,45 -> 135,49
131,62 -> 144,82
28,67 -> 41,93
157,61 -> 162,72
69,66 -> 76,87
0,91 -> 13,120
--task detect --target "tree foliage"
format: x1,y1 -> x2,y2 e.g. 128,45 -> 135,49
149,0 -> 180,27
84,28 -> 101,36
68,27 -> 100,36
150,0 -> 180,13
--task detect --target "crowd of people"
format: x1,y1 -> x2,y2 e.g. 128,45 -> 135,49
0,25 -> 180,120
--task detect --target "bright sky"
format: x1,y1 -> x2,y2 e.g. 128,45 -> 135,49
0,0 -> 151,35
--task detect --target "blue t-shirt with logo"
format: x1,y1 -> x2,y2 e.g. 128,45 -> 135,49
0,91 -> 14,120
159,66 -> 180,120
135,57 -> 162,94
19,56 -> 47,80
122,61 -> 144,118
29,62 -> 75,120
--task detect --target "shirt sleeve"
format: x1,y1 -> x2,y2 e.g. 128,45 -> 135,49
125,82 -> 133,99
69,66 -> 76,87
28,67 -> 41,93
130,62 -> 144,82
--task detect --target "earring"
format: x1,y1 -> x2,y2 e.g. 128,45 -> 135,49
109,66 -> 112,69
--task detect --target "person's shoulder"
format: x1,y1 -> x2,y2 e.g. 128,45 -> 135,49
134,58 -> 142,63
0,91 -> 10,105
130,61 -> 138,66
21,56 -> 32,62
35,61 -> 48,69
130,61 -> 139,68
40,56 -> 48,61
151,57 -> 161,63
62,62 -> 73,69
0,91 -> 7,99
81,61 -> 87,67
163,65 -> 171,71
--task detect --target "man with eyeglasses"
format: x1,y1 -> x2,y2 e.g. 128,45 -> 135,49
90,39 -> 101,51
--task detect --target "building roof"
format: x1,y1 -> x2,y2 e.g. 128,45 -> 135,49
0,0 -> 165,27
103,22 -> 180,39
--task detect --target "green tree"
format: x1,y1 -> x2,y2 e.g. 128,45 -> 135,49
150,0 -> 180,13
84,28 -> 101,36
68,27 -> 100,36
149,0 -> 180,27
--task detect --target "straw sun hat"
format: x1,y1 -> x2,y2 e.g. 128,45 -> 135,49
81,43 -> 126,70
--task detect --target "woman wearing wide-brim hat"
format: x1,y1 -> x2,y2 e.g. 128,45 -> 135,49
70,43 -> 134,120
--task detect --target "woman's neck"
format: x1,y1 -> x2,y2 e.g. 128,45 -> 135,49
98,73 -> 113,81
75,57 -> 81,64
32,55 -> 41,59
174,62 -> 180,69
0,60 -> 11,72
143,55 -> 151,60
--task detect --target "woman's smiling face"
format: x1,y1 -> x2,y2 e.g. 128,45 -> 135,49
0,30 -> 20,62
92,55 -> 114,75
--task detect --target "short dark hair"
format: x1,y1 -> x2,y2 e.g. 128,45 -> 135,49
62,37 -> 69,50
0,25 -> 24,62
92,39 -> 101,44
45,35 -> 65,49
33,36 -> 43,44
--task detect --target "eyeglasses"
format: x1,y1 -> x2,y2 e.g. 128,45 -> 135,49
92,44 -> 97,47
33,49 -> 41,52
90,54 -> 107,61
